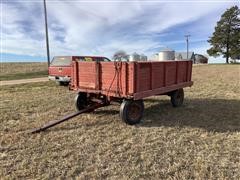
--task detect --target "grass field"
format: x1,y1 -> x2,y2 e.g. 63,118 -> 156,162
0,64 -> 239,179
0,62 -> 48,81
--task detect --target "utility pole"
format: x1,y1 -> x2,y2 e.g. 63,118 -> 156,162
184,34 -> 190,60
43,0 -> 50,66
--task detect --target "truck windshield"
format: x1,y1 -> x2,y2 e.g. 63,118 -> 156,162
50,57 -> 72,66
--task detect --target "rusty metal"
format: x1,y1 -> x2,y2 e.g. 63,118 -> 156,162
30,103 -> 104,134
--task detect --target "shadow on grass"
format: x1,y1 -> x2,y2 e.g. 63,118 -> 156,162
47,98 -> 239,133
84,98 -> 240,133
142,98 -> 240,132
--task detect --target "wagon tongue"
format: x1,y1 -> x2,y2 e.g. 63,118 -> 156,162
30,103 -> 103,134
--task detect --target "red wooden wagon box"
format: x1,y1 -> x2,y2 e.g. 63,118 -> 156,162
69,60 -> 193,124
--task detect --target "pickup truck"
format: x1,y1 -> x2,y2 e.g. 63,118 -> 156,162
48,56 -> 111,85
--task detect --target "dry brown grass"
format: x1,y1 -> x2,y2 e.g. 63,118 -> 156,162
0,62 -> 48,80
0,64 -> 239,179
0,62 -> 48,75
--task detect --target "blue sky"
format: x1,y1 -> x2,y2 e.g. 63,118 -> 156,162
1,0 -> 239,63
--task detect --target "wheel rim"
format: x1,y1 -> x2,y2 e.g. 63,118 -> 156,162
128,103 -> 142,121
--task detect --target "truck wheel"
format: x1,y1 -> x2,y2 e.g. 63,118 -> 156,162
171,88 -> 184,107
56,81 -> 64,86
75,93 -> 88,111
56,81 -> 62,86
120,99 -> 144,125
62,82 -> 69,86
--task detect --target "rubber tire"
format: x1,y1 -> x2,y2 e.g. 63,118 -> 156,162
62,82 -> 69,86
75,93 -> 88,111
120,99 -> 144,125
170,88 -> 184,107
56,81 -> 64,86
56,81 -> 69,86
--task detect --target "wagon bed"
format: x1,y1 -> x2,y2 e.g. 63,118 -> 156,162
70,60 -> 193,99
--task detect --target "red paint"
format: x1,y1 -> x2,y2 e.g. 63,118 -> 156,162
70,60 -> 193,100
48,66 -> 72,77
48,56 -> 110,82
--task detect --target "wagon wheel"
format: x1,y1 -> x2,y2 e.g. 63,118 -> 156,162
170,88 -> 184,107
74,92 -> 89,111
120,99 -> 144,125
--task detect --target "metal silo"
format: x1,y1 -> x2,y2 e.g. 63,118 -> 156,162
158,48 -> 175,61
129,52 -> 141,62
140,54 -> 148,61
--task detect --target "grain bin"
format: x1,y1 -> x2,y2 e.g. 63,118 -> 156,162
129,52 -> 141,62
158,48 -> 175,61
140,54 -> 148,61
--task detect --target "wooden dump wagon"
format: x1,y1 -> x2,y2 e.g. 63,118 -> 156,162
70,60 -> 193,125
31,60 -> 193,133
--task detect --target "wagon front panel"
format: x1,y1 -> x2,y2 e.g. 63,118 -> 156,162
70,61 -> 133,98
78,61 -> 98,89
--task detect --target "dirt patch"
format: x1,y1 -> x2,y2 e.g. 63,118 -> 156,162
1,77 -> 48,86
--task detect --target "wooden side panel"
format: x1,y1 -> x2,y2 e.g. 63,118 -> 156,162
100,63 -> 117,91
136,63 -> 151,92
133,60 -> 193,100
165,62 -> 177,86
187,61 -> 193,81
177,61 -> 187,83
78,62 -> 97,89
100,62 -> 128,95
151,62 -> 164,89
133,61 -> 189,94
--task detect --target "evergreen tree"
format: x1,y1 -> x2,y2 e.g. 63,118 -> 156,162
207,6 -> 240,63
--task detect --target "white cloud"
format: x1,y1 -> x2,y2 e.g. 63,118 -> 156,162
2,1 -> 45,56
1,0 -> 238,61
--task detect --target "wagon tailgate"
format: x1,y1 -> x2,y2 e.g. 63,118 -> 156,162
48,66 -> 71,77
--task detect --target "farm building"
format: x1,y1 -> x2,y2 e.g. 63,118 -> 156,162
175,52 -> 208,64
175,52 -> 195,61
194,54 -> 208,64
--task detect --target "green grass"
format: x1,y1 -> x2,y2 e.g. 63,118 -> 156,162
0,65 -> 239,179
0,70 -> 48,81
